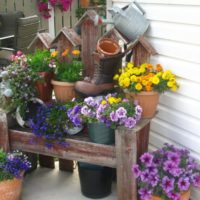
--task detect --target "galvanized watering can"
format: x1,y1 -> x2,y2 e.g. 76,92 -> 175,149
107,2 -> 149,41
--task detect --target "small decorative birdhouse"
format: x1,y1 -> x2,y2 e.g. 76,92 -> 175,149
75,10 -> 101,78
132,36 -> 157,66
28,32 -> 53,51
51,27 -> 81,62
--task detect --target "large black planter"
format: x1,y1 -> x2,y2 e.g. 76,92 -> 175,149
78,162 -> 113,199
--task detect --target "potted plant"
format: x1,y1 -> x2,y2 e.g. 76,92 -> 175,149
51,49 -> 83,102
75,93 -> 142,144
0,149 -> 31,200
29,101 -> 83,148
114,63 -> 179,118
27,49 -> 58,102
0,54 -> 40,124
132,143 -> 200,200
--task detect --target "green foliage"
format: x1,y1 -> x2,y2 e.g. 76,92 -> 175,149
75,7 -> 86,19
55,59 -> 83,82
27,49 -> 54,72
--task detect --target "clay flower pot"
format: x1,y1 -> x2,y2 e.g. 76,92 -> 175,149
0,178 -> 23,200
35,72 -> 54,103
151,189 -> 191,200
97,38 -> 121,57
125,91 -> 159,119
51,80 -> 76,102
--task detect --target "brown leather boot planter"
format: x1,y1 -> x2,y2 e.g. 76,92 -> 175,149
75,52 -> 122,96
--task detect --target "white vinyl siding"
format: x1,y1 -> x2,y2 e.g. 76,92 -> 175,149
109,0 -> 200,198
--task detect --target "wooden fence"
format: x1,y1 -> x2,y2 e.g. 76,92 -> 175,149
0,0 -> 79,35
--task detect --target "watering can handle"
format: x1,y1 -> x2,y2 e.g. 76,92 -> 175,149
133,1 -> 146,15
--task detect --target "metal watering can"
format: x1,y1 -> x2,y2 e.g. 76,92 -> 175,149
107,2 -> 149,41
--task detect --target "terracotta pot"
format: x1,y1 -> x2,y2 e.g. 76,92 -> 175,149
151,190 -> 191,200
80,0 -> 90,7
0,178 -> 23,200
35,72 -> 54,102
51,80 -> 76,102
125,91 -> 159,119
97,38 -> 121,57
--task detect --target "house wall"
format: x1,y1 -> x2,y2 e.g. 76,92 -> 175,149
109,0 -> 200,198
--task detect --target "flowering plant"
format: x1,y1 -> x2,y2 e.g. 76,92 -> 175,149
0,149 -> 31,181
29,101 -> 82,148
132,143 -> 200,200
27,49 -> 58,72
79,93 -> 142,129
37,0 -> 72,19
0,52 -> 39,116
54,49 -> 83,82
114,63 -> 179,94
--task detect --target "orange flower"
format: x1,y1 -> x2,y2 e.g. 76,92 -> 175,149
156,64 -> 163,72
72,49 -> 80,56
146,64 -> 153,70
51,50 -> 58,58
62,49 -> 69,57
145,84 -> 153,91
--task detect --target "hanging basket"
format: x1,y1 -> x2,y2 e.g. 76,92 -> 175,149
125,91 -> 160,119
0,178 -> 23,200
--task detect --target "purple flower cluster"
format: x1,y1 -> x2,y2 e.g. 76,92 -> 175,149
0,150 -> 31,181
38,0 -> 72,19
132,144 -> 200,200
76,94 -> 142,129
29,103 -> 71,148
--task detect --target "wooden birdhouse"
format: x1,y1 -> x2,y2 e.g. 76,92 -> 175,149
132,36 -> 157,66
51,27 -> 81,62
28,32 -> 53,51
75,10 -> 101,78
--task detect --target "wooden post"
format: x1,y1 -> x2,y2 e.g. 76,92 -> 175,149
0,112 -> 10,152
115,127 -> 137,200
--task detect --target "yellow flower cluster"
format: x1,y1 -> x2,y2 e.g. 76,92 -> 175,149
114,63 -> 179,93
101,96 -> 122,105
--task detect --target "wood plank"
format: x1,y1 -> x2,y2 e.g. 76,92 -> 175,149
115,127 -> 137,200
0,112 -> 10,152
14,0 -> 24,12
54,6 -> 63,35
23,0 -> 35,16
0,0 -> 7,12
9,130 -> 116,167
63,8 -> 71,28
5,0 -> 15,12
70,0 -> 78,27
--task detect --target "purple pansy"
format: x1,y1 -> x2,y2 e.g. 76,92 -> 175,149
124,117 -> 136,129
116,107 -> 127,118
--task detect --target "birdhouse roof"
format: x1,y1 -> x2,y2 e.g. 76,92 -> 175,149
51,27 -> 81,46
136,36 -> 157,55
104,28 -> 129,44
75,10 -> 99,27
28,32 -> 53,49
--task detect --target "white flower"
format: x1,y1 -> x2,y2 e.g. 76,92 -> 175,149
3,88 -> 13,97
0,71 -> 9,78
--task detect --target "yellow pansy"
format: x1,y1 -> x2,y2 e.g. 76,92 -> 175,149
123,77 -> 131,88
113,74 -> 119,80
133,67 -> 140,75
139,66 -> 146,73
171,85 -> 178,91
162,70 -> 172,80
135,83 -> 142,91
51,51 -> 58,58
126,62 -> 134,69
130,75 -> 137,82
101,100 -> 107,105
167,81 -> 174,88
152,76 -> 160,85
72,49 -> 80,56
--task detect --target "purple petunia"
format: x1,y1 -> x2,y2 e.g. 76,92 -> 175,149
124,117 -> 136,129
163,160 -> 177,172
177,177 -> 190,191
167,151 -> 181,165
192,173 -> 200,187
161,176 -> 175,193
138,188 -> 151,200
132,164 -> 141,178
110,111 -> 118,122
140,152 -> 154,167
167,191 -> 181,200
116,107 -> 127,118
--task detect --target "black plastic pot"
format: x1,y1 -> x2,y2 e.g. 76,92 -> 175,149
78,162 -> 113,199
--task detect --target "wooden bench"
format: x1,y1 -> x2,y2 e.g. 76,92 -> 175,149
0,112 -> 150,200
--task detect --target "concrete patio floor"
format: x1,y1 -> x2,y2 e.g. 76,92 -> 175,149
22,162 -> 117,200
